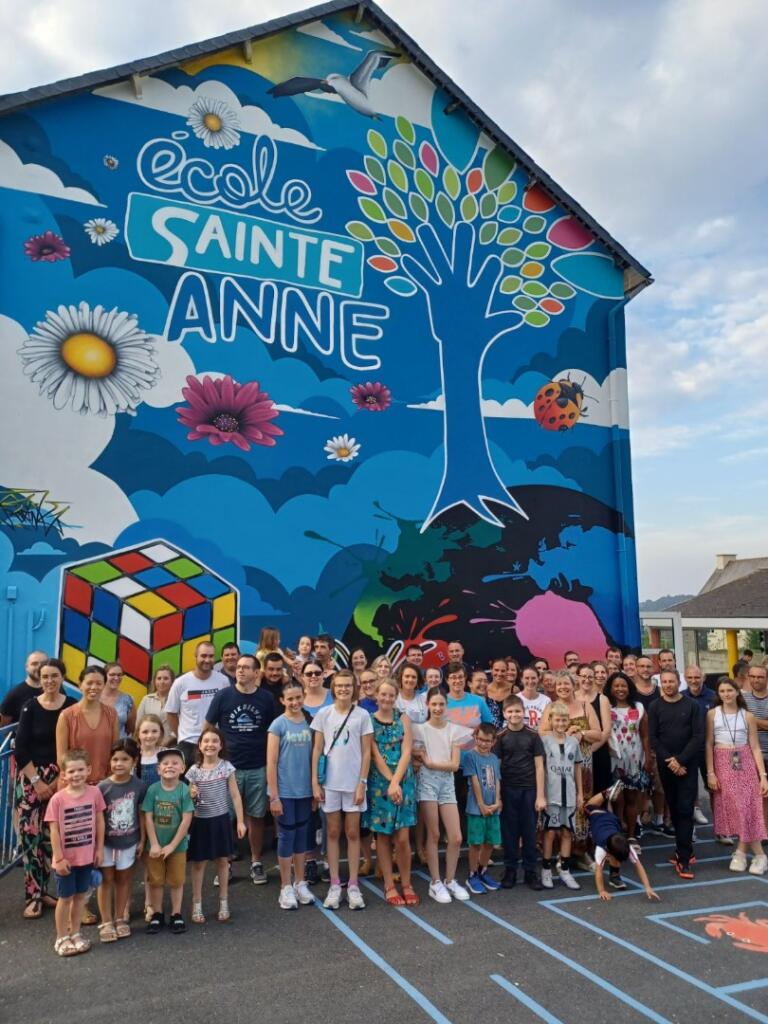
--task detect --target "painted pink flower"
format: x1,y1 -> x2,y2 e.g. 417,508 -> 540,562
24,231 -> 70,263
176,374 -> 283,452
350,381 -> 392,412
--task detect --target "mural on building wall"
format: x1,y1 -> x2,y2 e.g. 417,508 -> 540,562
0,8 -> 640,693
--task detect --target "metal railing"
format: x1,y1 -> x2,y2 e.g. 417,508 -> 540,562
0,724 -> 20,877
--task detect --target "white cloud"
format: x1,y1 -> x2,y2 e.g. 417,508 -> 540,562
0,139 -> 104,205
94,77 -> 322,150
274,403 -> 339,420
297,21 -> 362,51
481,398 -> 533,419
0,314 -> 137,544
142,339 -> 196,408
719,446 -> 768,465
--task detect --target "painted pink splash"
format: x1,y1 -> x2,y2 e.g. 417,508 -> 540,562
514,590 -> 609,665
176,374 -> 283,452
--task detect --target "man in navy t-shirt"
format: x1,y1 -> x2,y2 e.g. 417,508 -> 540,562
205,654 -> 276,885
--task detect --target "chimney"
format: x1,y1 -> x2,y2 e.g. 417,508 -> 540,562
715,553 -> 737,570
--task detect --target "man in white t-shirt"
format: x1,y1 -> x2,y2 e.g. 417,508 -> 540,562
166,640 -> 229,766
651,649 -> 688,692
519,665 -> 550,731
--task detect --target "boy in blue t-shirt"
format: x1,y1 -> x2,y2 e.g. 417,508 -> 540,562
461,723 -> 502,894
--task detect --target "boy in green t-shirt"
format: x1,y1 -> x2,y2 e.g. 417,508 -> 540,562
141,747 -> 194,934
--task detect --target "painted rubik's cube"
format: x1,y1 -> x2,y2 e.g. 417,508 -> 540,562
58,541 -> 238,703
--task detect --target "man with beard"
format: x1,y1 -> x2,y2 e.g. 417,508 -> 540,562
683,665 -> 716,827
1,650 -> 48,725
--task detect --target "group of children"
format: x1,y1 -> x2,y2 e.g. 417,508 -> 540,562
42,666 -> 659,957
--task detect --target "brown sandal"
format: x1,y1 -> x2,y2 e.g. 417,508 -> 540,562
402,886 -> 420,907
384,886 -> 406,907
23,899 -> 43,919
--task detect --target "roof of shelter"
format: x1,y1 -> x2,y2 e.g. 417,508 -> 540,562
670,569 -> 768,619
699,557 -> 768,595
0,0 -> 652,297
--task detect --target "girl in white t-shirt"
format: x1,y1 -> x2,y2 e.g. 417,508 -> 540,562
311,670 -> 373,911
411,687 -> 470,904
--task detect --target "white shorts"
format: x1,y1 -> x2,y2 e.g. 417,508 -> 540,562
101,846 -> 137,870
322,789 -> 367,814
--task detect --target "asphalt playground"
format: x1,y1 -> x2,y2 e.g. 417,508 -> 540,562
2,824 -> 768,1024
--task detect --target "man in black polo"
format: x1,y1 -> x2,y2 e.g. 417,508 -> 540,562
0,650 -> 48,725
648,669 -> 703,878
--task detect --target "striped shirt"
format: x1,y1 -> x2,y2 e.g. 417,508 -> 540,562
185,759 -> 235,818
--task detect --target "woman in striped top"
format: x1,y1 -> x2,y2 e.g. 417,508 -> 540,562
186,727 -> 246,924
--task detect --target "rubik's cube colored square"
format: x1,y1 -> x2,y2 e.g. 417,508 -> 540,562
57,540 -> 238,696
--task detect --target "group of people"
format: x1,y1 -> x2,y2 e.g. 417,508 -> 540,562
3,633 -> 768,959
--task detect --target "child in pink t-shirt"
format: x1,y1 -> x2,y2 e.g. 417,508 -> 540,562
45,748 -> 105,957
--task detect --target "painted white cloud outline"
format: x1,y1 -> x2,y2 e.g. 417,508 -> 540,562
407,368 -> 630,429
0,139 -> 104,206
94,77 -> 322,151
297,22 -> 362,51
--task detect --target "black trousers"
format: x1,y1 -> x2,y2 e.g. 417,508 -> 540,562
501,786 -> 537,872
658,764 -> 698,865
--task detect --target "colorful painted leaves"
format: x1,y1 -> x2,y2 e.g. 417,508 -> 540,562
344,114 -> 606,325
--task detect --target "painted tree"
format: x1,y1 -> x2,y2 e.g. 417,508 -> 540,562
344,114 -> 605,532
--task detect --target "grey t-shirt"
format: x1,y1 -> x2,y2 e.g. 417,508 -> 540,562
744,692 -> 768,758
98,775 -> 147,850
542,734 -> 583,808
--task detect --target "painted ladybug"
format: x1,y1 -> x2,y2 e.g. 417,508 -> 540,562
534,376 -> 586,431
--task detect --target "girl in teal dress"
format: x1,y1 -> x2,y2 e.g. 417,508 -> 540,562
364,678 -> 418,906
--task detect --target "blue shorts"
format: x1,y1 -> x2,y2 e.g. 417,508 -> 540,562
277,797 -> 313,858
55,864 -> 92,898
587,808 -> 622,849
417,767 -> 456,805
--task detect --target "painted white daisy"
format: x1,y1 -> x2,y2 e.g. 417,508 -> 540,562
186,97 -> 241,150
84,218 -> 119,246
18,301 -> 160,417
324,433 -> 361,463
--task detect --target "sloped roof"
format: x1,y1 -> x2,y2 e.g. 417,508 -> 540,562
0,0 -> 651,296
670,569 -> 768,619
699,557 -> 768,595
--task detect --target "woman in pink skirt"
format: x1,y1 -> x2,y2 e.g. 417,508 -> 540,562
706,677 -> 768,874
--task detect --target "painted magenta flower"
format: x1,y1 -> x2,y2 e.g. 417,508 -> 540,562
24,230 -> 70,263
324,433 -> 361,463
350,381 -> 392,412
176,374 -> 282,451
84,218 -> 119,246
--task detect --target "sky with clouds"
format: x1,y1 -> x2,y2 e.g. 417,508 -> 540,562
1,0 -> 765,600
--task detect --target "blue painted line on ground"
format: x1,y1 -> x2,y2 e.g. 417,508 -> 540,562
719,979 -> 768,995
650,900 -> 768,921
359,879 -> 453,945
313,902 -> 453,1024
654,854 -> 732,867
491,974 -> 565,1024
546,874 -> 761,905
545,902 -> 768,1024
647,918 -> 710,945
413,874 -> 671,1024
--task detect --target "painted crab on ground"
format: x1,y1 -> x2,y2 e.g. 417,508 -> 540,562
696,912 -> 768,954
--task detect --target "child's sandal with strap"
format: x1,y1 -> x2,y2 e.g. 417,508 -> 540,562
217,899 -> 230,922
98,922 -> 118,943
54,935 -> 78,957
402,886 -> 420,907
384,886 -> 406,907
69,932 -> 91,954
191,902 -> 206,924
115,919 -> 131,939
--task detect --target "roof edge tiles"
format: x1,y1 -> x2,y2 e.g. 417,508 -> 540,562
0,0 -> 651,293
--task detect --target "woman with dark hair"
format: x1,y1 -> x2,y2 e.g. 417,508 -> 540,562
605,671 -> 651,840
349,647 -> 369,682
486,659 -> 514,730
301,660 -> 333,718
706,677 -> 768,874
102,662 -> 136,739
14,658 -> 76,918
56,665 -> 119,785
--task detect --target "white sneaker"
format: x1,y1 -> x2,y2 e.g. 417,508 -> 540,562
279,884 -> 298,910
749,854 -> 768,876
445,879 -> 470,901
559,869 -> 581,890
429,880 -> 452,904
693,806 -> 708,825
541,868 -> 554,889
346,884 -> 366,910
294,881 -> 315,905
730,850 -> 748,872
323,884 -> 342,909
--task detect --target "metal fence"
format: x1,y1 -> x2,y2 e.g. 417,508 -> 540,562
0,724 -> 20,877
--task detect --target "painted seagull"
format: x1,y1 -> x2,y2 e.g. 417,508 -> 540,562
268,49 -> 400,119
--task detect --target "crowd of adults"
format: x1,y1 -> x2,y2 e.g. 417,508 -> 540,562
2,633 -> 768,935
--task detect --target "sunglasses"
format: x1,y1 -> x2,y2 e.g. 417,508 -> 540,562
304,671 -> 322,677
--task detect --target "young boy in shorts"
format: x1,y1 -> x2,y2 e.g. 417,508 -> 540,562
462,723 -> 502,894
45,748 -> 106,957
142,746 -> 194,934
587,785 -> 660,902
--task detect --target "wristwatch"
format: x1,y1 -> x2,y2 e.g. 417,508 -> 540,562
359,777 -> 368,784
30,773 -> 41,785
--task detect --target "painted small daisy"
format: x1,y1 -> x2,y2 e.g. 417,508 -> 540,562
324,434 -> 361,463
103,154 -> 119,170
186,97 -> 241,150
84,218 -> 119,246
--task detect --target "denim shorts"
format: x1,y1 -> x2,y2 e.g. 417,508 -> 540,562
55,863 -> 92,898
417,767 -> 456,805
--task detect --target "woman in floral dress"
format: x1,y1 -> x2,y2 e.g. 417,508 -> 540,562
606,671 -> 651,840
364,678 -> 418,906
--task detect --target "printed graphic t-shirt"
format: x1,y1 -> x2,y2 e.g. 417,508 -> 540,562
98,775 -> 147,849
165,671 -> 229,744
45,785 -> 106,866
141,781 -> 195,851
205,686 -> 276,769
461,750 -> 501,814
268,715 -> 314,799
